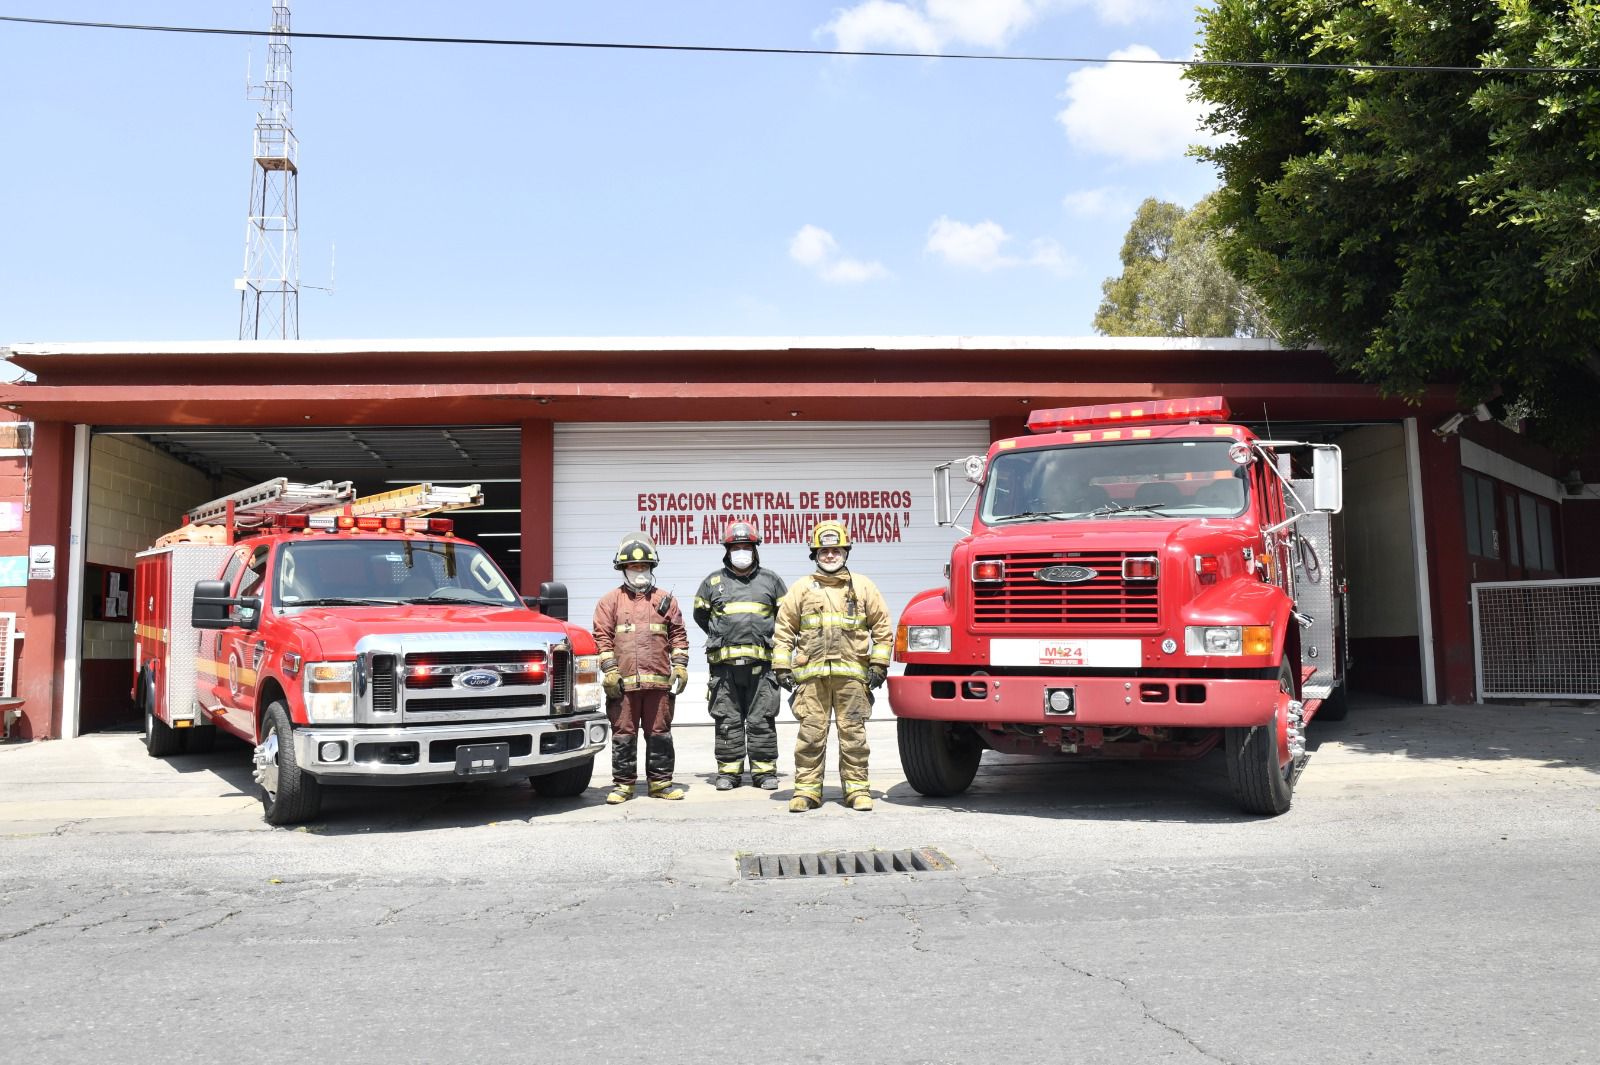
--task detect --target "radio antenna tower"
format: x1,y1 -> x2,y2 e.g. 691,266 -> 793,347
237,1 -> 300,339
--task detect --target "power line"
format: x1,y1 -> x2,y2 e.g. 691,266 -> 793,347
2,14 -> 1597,75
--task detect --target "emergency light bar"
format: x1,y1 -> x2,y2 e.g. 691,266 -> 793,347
271,514 -> 455,535
1027,396 -> 1231,433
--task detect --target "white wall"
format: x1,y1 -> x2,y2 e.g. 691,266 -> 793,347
1339,424 -> 1419,639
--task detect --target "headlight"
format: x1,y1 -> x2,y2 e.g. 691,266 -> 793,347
1186,626 -> 1241,656
906,626 -> 951,653
1184,626 -> 1273,657
304,661 -> 355,723
574,654 -> 604,711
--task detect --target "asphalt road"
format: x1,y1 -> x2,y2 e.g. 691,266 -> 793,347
3,700 -> 1598,1064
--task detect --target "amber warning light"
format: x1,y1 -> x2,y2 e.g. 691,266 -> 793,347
1027,396 -> 1231,433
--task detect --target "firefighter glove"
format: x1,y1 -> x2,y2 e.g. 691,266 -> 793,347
867,665 -> 888,690
670,666 -> 689,695
775,669 -> 796,692
602,670 -> 622,698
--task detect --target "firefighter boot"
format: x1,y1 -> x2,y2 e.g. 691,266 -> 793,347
844,783 -> 873,811
606,783 -> 635,805
750,760 -> 779,791
648,781 -> 687,800
788,785 -> 822,813
714,760 -> 743,791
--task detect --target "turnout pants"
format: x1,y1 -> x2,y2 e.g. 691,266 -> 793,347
607,689 -> 675,785
791,673 -> 872,802
708,663 -> 781,779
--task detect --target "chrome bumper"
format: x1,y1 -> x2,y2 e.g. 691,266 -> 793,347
293,712 -> 609,780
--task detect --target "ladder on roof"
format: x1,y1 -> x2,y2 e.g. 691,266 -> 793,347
308,482 -> 484,519
184,478 -> 356,527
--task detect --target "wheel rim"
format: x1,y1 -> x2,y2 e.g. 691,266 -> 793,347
253,731 -> 280,798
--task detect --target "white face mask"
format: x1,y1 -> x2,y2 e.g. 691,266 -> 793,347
729,549 -> 755,570
817,554 -> 847,574
625,568 -> 654,590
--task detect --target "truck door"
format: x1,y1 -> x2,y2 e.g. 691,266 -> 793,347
211,544 -> 269,739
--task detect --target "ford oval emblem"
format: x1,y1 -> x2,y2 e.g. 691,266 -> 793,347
1036,565 -> 1098,584
454,669 -> 502,691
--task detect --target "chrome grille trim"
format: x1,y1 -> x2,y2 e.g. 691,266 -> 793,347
971,551 -> 1160,628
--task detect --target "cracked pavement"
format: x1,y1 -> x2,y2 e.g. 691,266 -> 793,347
2,703 -> 1598,1064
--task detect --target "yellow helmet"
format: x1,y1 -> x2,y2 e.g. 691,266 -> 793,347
807,520 -> 852,559
612,532 -> 661,570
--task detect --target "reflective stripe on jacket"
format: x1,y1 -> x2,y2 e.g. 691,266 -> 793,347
593,585 -> 689,691
771,568 -> 892,676
693,566 -> 787,663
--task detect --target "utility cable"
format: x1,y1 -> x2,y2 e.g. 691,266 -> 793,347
1,14 -> 1597,75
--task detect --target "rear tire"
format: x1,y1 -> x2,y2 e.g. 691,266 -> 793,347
258,702 -> 321,826
529,757 -> 594,798
1226,660 -> 1296,816
898,718 -> 983,797
142,683 -> 184,759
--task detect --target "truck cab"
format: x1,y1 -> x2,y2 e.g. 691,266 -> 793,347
889,396 -> 1345,814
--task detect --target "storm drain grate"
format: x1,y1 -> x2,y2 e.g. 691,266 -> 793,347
738,847 -> 955,880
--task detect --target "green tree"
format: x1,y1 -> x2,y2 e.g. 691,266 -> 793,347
1095,195 -> 1275,338
1189,0 -> 1600,448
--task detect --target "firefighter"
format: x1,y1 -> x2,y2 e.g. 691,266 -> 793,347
771,520 -> 892,812
592,532 -> 691,803
693,521 -> 787,791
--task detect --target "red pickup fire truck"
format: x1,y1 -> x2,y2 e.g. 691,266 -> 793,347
890,396 -> 1346,815
133,478 -> 608,824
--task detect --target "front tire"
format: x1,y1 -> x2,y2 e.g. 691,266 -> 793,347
898,718 -> 983,797
1226,661 -> 1296,816
529,757 -> 594,798
256,702 -> 321,825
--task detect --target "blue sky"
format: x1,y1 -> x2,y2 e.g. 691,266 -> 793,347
0,1 -> 1220,345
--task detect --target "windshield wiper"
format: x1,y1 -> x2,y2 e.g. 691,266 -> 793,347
286,597 -> 390,607
1085,502 -> 1172,518
400,592 -> 498,605
992,510 -> 1080,524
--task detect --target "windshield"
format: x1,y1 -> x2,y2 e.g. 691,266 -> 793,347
273,538 -> 520,608
981,440 -> 1250,523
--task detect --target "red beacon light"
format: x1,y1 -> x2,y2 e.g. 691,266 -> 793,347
1027,396 -> 1231,433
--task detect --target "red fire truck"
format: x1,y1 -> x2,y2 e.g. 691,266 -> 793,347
890,397 -> 1347,815
133,478 -> 608,824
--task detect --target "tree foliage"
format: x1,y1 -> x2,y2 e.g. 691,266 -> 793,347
1189,1 -> 1600,449
1095,196 -> 1275,338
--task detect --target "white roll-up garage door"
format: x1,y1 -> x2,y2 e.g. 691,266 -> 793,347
553,421 -> 991,723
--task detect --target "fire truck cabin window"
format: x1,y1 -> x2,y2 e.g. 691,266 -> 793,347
983,440 -> 1250,522
274,540 -> 519,606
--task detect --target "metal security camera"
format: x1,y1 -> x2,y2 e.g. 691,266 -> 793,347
1434,412 -> 1465,437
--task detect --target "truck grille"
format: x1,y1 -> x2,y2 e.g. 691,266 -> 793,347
972,551 -> 1159,628
370,654 -> 398,713
550,649 -> 572,711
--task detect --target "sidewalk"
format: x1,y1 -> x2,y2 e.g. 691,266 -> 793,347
2,700 -> 1595,834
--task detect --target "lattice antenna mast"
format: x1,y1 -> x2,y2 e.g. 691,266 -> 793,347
237,1 -> 300,339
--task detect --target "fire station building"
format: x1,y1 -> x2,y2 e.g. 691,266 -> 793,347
0,336 -> 1595,740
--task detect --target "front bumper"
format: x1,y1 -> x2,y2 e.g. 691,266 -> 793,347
293,712 -> 609,783
888,674 -> 1278,728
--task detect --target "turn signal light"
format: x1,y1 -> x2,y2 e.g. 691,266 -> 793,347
1194,555 -> 1220,583
971,560 -> 1006,583
1027,396 -> 1231,433
1242,626 -> 1273,656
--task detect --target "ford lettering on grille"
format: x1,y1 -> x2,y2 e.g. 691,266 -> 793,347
1036,565 -> 1098,584
454,669 -> 502,691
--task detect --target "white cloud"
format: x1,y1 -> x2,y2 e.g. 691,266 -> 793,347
1061,185 -> 1136,218
1056,45 -> 1219,163
789,224 -> 891,283
925,216 -> 1066,271
823,0 -> 1042,52
821,0 -> 1168,52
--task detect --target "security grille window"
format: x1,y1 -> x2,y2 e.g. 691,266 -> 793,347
1474,579 -> 1600,698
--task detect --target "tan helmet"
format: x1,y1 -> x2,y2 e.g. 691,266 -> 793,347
807,520 -> 852,560
612,531 -> 661,570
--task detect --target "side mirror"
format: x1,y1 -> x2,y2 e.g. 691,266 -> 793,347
525,581 -> 569,620
1312,446 -> 1343,513
933,464 -> 955,527
193,580 -> 259,630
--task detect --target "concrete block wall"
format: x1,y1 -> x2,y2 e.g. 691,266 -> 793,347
84,436 -> 219,661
